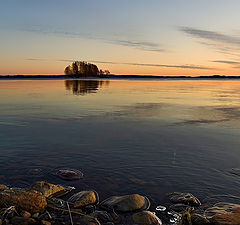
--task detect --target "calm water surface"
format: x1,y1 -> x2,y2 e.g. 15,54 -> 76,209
0,79 -> 240,205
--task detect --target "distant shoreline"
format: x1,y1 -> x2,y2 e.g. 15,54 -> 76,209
1,74 -> 240,80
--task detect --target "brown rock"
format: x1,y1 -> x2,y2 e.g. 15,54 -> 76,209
191,214 -> 210,225
75,215 -> 100,225
29,181 -> 65,198
0,190 -> 47,213
20,211 -> 31,218
68,191 -> 98,208
132,211 -> 162,225
205,202 -> 240,225
11,217 -> 36,225
100,194 -> 150,212
0,185 -> 5,191
169,192 -> 201,206
41,220 -> 51,225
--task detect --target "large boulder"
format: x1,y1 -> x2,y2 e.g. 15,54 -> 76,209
29,181 -> 65,197
132,211 -> 162,225
0,189 -> 47,213
68,191 -> 99,208
100,194 -> 150,213
168,192 -> 201,206
204,202 -> 240,225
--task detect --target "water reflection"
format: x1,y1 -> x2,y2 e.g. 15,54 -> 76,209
65,80 -> 109,95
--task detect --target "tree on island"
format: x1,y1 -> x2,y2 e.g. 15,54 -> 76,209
64,61 -> 110,77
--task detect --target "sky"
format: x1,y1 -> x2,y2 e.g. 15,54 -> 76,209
1,0 -> 240,76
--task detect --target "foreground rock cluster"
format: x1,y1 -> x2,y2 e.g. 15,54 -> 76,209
0,181 -> 239,225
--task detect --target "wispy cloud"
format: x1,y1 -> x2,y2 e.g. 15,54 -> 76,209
180,27 -> 240,45
180,27 -> 240,58
212,60 -> 240,65
22,26 -> 164,52
26,58 -> 47,61
58,59 -> 212,70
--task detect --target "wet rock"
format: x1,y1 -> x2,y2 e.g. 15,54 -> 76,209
29,181 -> 65,198
90,211 -> 113,223
74,215 -> 100,225
204,202 -> 240,225
0,185 -> 7,192
20,211 -> 31,218
68,191 -> 99,208
55,168 -> 83,181
169,203 -> 191,213
169,192 -> 201,206
191,214 -> 210,225
0,190 -> 47,213
11,217 -> 36,225
132,211 -> 162,225
179,208 -> 192,225
32,213 -> 39,218
41,220 -> 51,225
100,194 -> 150,213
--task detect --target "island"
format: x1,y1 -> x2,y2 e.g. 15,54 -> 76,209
64,61 -> 110,77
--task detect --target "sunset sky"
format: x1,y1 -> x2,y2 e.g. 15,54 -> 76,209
1,0 -> 240,76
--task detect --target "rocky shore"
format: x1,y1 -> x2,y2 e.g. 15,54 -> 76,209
1,165 -> 240,225
0,180 -> 240,225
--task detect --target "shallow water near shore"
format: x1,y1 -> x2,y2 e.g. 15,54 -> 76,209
0,79 -> 240,206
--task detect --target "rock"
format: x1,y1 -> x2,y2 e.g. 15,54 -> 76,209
179,208 -> 192,225
90,211 -> 113,223
0,190 -> 47,213
0,185 -> 7,192
0,219 -> 2,225
41,220 -> 51,225
100,194 -> 150,213
204,202 -> 240,225
55,168 -> 83,181
11,217 -> 36,225
74,215 -> 100,225
169,203 -> 191,212
32,213 -> 39,218
29,181 -> 65,198
132,211 -> 162,225
68,191 -> 99,208
20,211 -> 31,218
191,214 -> 210,225
169,192 -> 201,206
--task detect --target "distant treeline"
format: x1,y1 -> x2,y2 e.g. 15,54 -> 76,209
1,74 -> 240,79
64,61 -> 110,77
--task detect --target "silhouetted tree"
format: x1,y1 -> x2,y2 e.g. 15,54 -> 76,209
64,61 -> 110,77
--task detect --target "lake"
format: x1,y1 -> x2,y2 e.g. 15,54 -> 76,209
0,79 -> 240,206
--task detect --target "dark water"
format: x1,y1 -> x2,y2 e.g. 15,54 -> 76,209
1,79 -> 240,205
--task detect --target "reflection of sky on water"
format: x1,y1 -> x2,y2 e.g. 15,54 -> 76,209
0,79 -> 240,204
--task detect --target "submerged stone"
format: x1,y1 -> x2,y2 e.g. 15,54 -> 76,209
191,214 -> 210,225
100,194 -> 150,213
132,211 -> 162,225
0,189 -> 47,213
29,181 -> 65,197
204,202 -> 240,225
55,168 -> 84,181
168,192 -> 201,206
68,190 -> 99,208
169,203 -> 191,212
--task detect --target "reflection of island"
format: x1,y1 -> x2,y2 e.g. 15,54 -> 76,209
65,80 -> 109,95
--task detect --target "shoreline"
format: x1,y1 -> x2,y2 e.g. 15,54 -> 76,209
0,179 -> 239,225
1,74 -> 240,81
